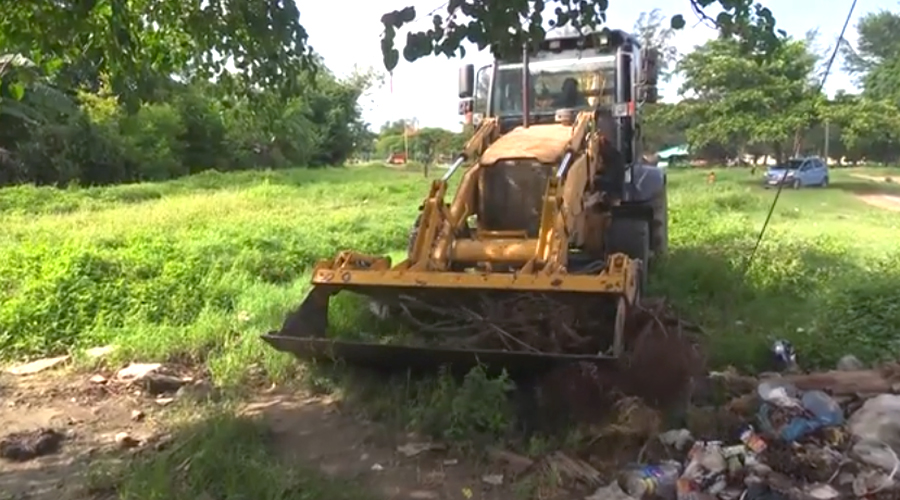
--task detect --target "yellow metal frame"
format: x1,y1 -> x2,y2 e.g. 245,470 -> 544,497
306,111 -> 641,305
309,251 -> 638,297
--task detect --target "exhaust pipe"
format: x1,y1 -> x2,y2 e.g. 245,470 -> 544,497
522,43 -> 530,128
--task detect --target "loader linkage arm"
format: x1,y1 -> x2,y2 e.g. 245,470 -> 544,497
460,117 -> 500,163
407,118 -> 499,271
409,112 -> 603,275
527,111 -> 595,275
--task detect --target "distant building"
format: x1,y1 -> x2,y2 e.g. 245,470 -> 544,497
656,145 -> 690,167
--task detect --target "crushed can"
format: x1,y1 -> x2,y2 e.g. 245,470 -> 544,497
676,477 -> 700,500
619,461 -> 681,499
740,425 -> 767,454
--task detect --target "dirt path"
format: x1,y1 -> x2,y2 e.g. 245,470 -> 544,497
850,173 -> 898,184
251,395 -> 521,500
856,194 -> 900,212
0,371 -> 163,499
0,369 -> 523,500
846,174 -> 900,211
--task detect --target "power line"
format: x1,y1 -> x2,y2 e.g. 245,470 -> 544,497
427,1 -> 449,17
742,0 -> 859,275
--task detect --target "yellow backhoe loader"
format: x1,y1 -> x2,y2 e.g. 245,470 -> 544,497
263,27 -> 669,375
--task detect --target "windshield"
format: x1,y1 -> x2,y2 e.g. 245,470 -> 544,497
775,159 -> 807,170
491,56 -> 616,118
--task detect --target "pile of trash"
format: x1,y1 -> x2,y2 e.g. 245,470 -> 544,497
591,353 -> 900,500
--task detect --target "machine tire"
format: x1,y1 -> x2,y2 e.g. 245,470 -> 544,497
607,217 -> 650,293
649,183 -> 668,259
792,178 -> 802,189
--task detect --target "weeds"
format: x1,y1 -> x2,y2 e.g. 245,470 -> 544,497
87,410 -> 373,500
2,165 -> 900,449
307,364 -> 518,447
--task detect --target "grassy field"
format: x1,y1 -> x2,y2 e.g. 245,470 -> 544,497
2,164 -> 898,374
2,164 -> 899,499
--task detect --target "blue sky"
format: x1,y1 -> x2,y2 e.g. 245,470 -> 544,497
302,0 -> 890,132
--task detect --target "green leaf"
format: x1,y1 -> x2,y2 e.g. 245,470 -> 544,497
399,6 -> 416,24
716,12 -> 733,28
383,49 -> 400,72
379,1 -> 782,70
0,0 -> 316,101
8,82 -> 25,101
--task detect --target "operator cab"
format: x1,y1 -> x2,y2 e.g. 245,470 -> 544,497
458,27 -> 659,167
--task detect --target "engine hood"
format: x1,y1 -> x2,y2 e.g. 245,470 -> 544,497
480,124 -> 574,166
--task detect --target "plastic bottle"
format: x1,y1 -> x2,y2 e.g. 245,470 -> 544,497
619,461 -> 681,499
801,390 -> 844,426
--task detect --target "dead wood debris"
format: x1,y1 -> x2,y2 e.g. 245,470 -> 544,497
0,428 -> 64,462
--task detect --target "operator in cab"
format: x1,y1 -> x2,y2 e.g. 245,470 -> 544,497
557,78 -> 587,109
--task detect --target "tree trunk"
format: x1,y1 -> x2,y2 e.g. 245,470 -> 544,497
714,368 -> 900,398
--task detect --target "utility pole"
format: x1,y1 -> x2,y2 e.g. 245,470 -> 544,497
824,120 -> 830,163
403,119 -> 410,163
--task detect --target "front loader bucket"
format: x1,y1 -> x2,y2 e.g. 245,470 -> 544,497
261,332 -> 610,378
273,285 -> 334,339
261,250 -> 646,377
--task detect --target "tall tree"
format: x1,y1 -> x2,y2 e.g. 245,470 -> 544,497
633,9 -> 680,80
641,103 -> 687,153
674,37 -> 820,162
0,0 -> 315,102
824,92 -> 900,163
842,9 -> 900,103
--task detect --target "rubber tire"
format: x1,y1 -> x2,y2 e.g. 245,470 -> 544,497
607,217 -> 650,293
822,176 -> 829,188
792,178 -> 802,189
649,183 -> 668,259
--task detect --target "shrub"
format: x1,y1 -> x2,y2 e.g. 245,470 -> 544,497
119,103 -> 187,181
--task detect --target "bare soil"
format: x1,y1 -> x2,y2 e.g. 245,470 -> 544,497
0,369 -> 523,500
846,173 -> 900,211
850,173 -> 897,184
856,194 -> 900,212
0,371 -> 160,499
255,395 -> 521,500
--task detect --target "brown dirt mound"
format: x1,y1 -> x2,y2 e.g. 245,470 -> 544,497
534,298 -> 706,427
617,298 -> 707,408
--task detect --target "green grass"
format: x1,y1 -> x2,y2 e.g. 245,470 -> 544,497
87,409 -> 374,500
2,164 -> 899,376
4,163 -> 900,499
0,165 -> 427,384
659,167 -> 900,368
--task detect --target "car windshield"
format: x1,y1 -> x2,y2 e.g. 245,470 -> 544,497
775,159 -> 808,170
492,56 -> 616,117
